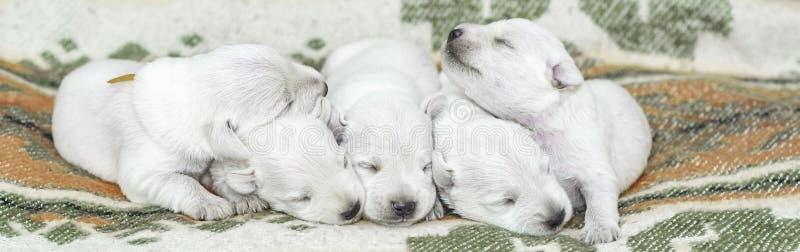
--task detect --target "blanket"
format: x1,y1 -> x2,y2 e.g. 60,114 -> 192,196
1,0 -> 799,251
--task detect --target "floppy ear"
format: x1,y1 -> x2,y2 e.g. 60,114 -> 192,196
431,151 -> 454,190
551,60 -> 583,88
312,97 -> 349,131
425,195 -> 447,221
426,151 -> 453,221
209,160 -> 257,195
327,105 -> 349,131
332,125 -> 349,146
209,116 -> 250,160
225,165 -> 257,195
423,94 -> 449,119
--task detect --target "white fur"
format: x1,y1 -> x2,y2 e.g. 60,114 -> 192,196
206,113 -> 365,224
52,44 -> 329,220
425,93 -> 572,236
322,38 -> 441,225
441,19 -> 652,243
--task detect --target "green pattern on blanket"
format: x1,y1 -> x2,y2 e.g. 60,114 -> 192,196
43,223 -> 89,245
1,0 -> 799,250
409,209 -> 800,252
579,0 -> 733,58
408,224 -> 594,252
0,191 -> 315,244
402,0 -> 550,49
630,209 -> 800,251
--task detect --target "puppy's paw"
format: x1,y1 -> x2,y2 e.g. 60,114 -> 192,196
580,221 -> 620,244
230,195 -> 269,214
184,196 -> 234,220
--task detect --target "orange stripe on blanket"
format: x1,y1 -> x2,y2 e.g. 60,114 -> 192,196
0,74 -> 54,114
0,135 -> 126,199
628,125 -> 800,193
621,186 -> 800,213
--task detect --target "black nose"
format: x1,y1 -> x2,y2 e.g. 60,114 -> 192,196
322,81 -> 329,96
546,209 -> 566,230
391,201 -> 416,217
447,29 -> 463,43
340,200 -> 361,221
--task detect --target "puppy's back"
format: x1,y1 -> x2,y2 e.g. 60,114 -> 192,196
323,38 -> 440,95
53,60 -> 143,182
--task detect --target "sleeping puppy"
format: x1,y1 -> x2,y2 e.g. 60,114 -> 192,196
52,44 -> 329,220
205,109 -> 364,224
322,38 -> 441,225
441,18 -> 652,243
425,93 -> 572,235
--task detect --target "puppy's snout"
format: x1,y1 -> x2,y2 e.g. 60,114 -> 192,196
391,201 -> 416,217
341,200 -> 361,221
447,29 -> 463,43
546,209 -> 566,230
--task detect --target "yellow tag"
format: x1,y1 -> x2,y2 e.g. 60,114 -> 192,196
107,74 -> 135,84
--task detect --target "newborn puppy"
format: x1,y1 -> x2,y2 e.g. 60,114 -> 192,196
441,19 -> 652,243
322,38 -> 441,225
206,110 -> 365,225
425,93 -> 572,235
52,45 -> 328,220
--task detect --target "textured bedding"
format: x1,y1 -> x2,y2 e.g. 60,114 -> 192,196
1,0 -> 799,251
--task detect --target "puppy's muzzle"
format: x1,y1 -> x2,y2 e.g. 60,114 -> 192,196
340,200 -> 361,221
444,28 -> 468,59
546,209 -> 566,230
447,29 -> 463,43
391,201 -> 416,218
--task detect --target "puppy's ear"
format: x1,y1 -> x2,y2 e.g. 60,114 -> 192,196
209,160 -> 257,195
313,97 -> 349,131
225,165 -> 257,195
328,105 -> 350,131
209,116 -> 250,160
426,195 -> 447,221
551,60 -> 583,89
431,151 -> 454,190
333,125 -> 349,146
423,94 -> 449,119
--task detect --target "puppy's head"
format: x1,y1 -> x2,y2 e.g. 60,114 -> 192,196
335,106 -> 437,226
426,94 -> 572,235
440,18 -> 583,116
217,114 -> 364,224
196,44 -> 328,114
194,45 -> 337,160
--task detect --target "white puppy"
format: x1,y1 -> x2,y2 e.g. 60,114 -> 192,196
322,38 -> 441,225
206,110 -> 365,224
441,19 -> 652,243
53,44 -> 329,220
425,92 -> 572,235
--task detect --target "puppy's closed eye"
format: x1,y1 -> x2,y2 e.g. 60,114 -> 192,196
423,162 -> 432,172
287,192 -> 312,202
494,37 -> 514,49
358,161 -> 379,172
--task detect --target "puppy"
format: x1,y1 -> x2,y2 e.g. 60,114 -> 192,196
52,44 -> 329,220
321,38 -> 441,225
441,19 -> 652,243
425,93 -> 572,235
206,110 -> 365,224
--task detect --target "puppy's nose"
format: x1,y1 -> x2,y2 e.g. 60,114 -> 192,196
391,201 -> 416,217
546,209 -> 566,230
340,200 -> 361,221
447,29 -> 463,43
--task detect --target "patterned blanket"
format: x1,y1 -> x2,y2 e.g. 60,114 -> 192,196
1,0 -> 799,251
